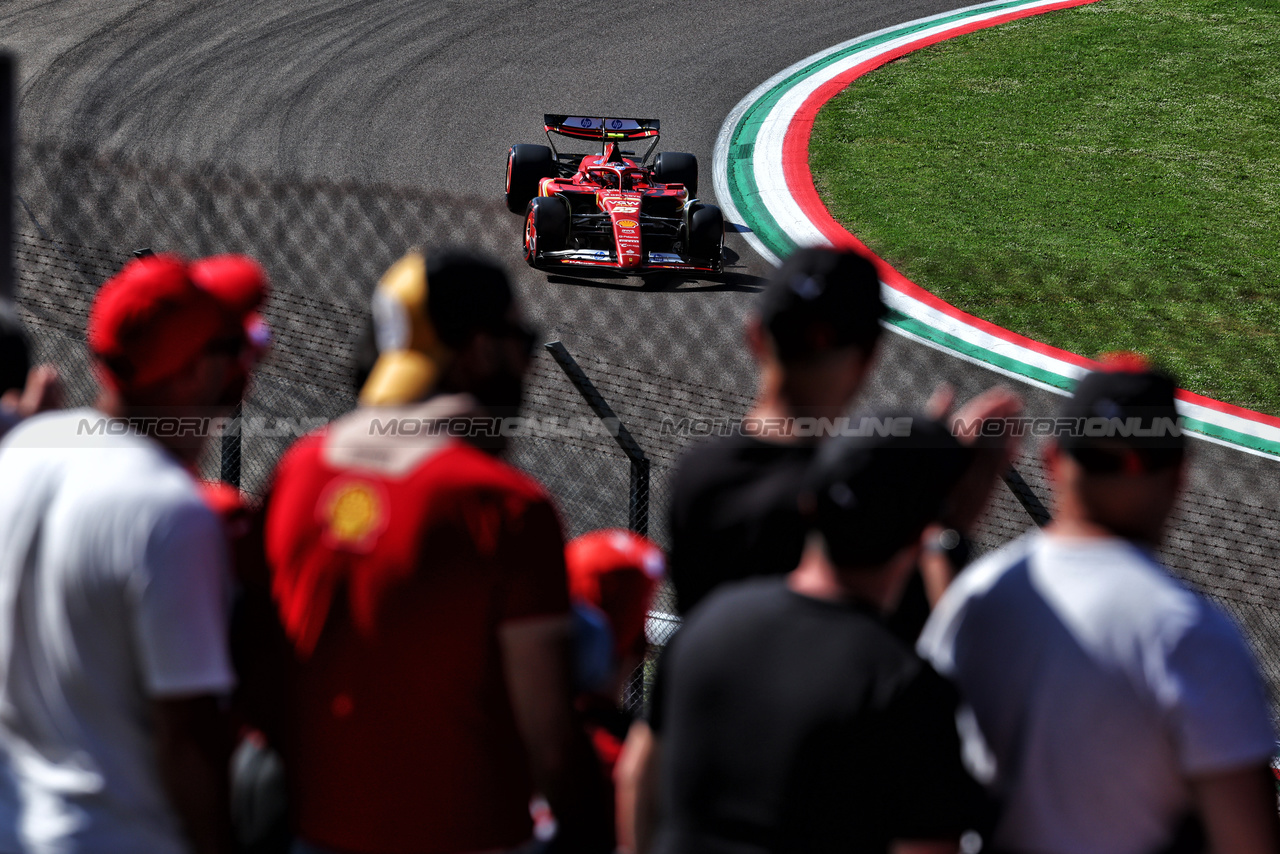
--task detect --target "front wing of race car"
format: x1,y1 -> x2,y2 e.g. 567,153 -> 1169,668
536,248 -> 716,272
523,197 -> 724,275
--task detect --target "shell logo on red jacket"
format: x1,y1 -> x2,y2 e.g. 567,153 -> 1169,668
318,479 -> 388,552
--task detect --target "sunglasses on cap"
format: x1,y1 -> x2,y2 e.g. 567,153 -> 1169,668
206,317 -> 271,362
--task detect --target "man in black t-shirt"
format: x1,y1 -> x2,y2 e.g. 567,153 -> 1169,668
633,419 -> 991,854
667,246 -> 885,616
666,247 -> 1022,628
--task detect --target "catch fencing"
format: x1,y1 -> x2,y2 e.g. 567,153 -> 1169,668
10,141 -> 1280,715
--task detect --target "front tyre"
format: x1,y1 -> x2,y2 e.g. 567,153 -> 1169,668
688,203 -> 724,274
523,197 -> 570,267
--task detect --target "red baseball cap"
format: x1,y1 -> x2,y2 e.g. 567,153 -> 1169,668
565,529 -> 665,660
88,253 -> 269,393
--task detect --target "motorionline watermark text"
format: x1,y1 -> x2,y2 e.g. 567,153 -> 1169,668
77,416 -> 332,440
364,415 -> 622,440
67,413 -> 1185,442
661,415 -> 1185,440
73,415 -> 624,441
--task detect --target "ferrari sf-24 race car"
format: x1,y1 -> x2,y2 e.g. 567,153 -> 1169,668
505,115 -> 724,275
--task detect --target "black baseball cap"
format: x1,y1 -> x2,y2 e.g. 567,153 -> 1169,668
426,251 -> 518,349
1058,353 -> 1185,475
360,250 -> 532,406
803,415 -> 974,569
758,246 -> 885,361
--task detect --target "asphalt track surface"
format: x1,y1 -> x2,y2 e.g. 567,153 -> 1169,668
3,1 -> 1279,646
1,0 -> 977,376
2,0 -> 1026,453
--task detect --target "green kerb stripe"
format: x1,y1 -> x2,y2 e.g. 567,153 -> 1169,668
891,314 -> 1280,454
1178,417 -> 1280,457
884,309 -> 1073,390
725,142 -> 795,259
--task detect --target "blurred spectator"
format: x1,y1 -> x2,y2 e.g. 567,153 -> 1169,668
200,480 -> 292,854
261,250 -> 611,854
0,301 -> 61,440
666,246 -> 885,616
201,480 -> 268,586
568,530 -> 664,696
563,529 -> 665,848
631,417 -> 991,854
665,246 -> 1019,621
0,253 -> 269,854
918,356 -> 1280,854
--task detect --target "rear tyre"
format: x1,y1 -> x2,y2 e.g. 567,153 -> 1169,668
506,144 -> 557,213
687,203 -> 724,273
523,197 -> 570,266
653,152 -> 698,198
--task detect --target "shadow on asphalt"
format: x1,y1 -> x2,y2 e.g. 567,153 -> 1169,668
544,270 -> 765,293
542,249 -> 765,293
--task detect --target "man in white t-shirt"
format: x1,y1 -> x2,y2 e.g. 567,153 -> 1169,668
918,355 -> 1280,854
0,253 -> 270,854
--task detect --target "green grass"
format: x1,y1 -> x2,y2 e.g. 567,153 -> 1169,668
810,0 -> 1280,415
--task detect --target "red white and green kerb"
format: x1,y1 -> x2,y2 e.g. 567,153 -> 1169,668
713,0 -> 1280,458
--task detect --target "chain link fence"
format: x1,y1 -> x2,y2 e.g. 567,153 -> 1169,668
10,140 -> 1280,716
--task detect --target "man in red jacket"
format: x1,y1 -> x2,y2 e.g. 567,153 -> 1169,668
263,250 -> 611,854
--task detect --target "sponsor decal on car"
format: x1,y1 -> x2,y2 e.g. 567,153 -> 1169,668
616,219 -> 639,229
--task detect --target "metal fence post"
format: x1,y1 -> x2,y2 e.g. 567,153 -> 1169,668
1002,466 -> 1051,527
220,403 -> 242,488
545,340 -> 650,535
629,457 -> 650,534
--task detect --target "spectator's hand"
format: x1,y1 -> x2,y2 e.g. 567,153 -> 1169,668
946,384 -> 1022,443
1,364 -> 63,418
944,385 -> 1024,533
924,382 -> 955,421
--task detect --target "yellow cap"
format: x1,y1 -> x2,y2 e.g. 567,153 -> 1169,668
358,252 -> 452,406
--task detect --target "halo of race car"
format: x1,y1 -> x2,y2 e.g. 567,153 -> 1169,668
505,116 -> 724,276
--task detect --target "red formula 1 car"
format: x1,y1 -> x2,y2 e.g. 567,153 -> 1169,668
504,115 -> 724,276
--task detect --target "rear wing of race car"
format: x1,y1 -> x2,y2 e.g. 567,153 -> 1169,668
543,114 -> 662,165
